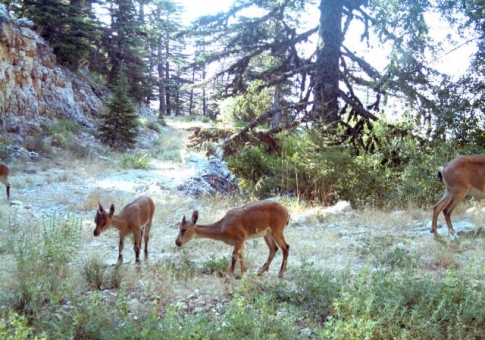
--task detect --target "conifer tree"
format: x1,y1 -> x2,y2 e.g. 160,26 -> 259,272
106,0 -> 151,102
98,69 -> 139,150
20,0 -> 96,69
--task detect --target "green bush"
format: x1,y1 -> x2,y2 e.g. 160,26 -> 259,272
318,269 -> 485,339
201,255 -> 230,277
0,311 -> 46,340
98,69 -> 139,151
219,80 -> 273,127
227,124 -> 463,207
5,214 -> 81,315
22,135 -> 51,156
119,152 -> 150,169
40,118 -> 81,138
82,258 -> 123,290
147,121 -> 162,133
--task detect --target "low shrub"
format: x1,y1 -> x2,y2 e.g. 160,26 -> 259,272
227,125 -> 457,207
4,214 -> 81,315
119,152 -> 150,169
201,255 -> 230,277
0,311 -> 46,340
82,258 -> 123,290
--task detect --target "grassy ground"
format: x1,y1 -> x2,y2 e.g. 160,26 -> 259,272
0,119 -> 484,339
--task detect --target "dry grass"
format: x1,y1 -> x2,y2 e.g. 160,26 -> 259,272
1,118 -> 485,338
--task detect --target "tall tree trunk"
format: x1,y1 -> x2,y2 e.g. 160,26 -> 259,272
313,0 -> 343,127
175,90 -> 180,116
157,37 -> 166,118
202,63 -> 207,117
271,84 -> 282,128
165,40 -> 171,115
189,66 -> 195,115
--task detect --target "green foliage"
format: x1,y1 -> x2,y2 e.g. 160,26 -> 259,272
0,311 -> 46,340
219,81 -> 273,126
201,255 -> 230,277
22,135 -> 51,156
0,137 -> 12,161
2,254 -> 485,339
183,115 -> 198,122
227,122 -> 461,207
318,269 -> 485,339
67,286 -> 145,339
107,0 -> 151,102
227,145 -> 281,197
360,239 -> 417,270
145,120 -> 162,133
119,152 -> 150,169
41,118 -> 80,136
6,214 -> 81,315
82,258 -> 123,290
217,291 -> 297,339
261,260 -> 344,320
165,249 -> 199,280
20,0 -> 96,69
98,69 -> 140,151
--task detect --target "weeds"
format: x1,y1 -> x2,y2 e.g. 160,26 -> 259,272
82,258 -> 123,290
119,152 -> 150,169
0,311 -> 46,339
201,255 -> 230,277
3,118 -> 485,339
2,218 -> 484,339
4,214 -> 81,315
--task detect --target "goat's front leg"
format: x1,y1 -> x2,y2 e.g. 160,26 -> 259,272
230,241 -> 246,277
118,232 -> 125,263
133,230 -> 142,263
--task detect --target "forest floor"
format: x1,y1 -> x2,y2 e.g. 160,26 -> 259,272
0,117 -> 484,317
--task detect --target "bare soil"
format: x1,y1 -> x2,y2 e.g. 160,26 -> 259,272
1,120 -> 484,315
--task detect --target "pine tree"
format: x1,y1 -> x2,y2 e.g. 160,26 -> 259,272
19,0 -> 96,69
98,69 -> 139,150
106,0 -> 151,102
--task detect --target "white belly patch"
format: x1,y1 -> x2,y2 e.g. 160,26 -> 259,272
468,187 -> 485,199
248,227 -> 270,239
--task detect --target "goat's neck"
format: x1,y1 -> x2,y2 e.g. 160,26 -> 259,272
195,220 -> 228,241
110,214 -> 131,234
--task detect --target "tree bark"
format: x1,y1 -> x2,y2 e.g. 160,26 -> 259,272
157,37 -> 166,118
270,84 -> 282,129
313,0 -> 344,126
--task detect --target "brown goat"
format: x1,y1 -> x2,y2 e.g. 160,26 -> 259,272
431,155 -> 485,237
94,196 -> 155,263
176,200 -> 290,278
0,163 -> 10,201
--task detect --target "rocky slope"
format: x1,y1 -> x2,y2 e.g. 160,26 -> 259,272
0,5 -> 102,137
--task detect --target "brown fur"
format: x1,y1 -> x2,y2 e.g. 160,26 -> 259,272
431,155 -> 485,237
176,200 -> 290,278
94,196 -> 155,263
0,163 -> 10,201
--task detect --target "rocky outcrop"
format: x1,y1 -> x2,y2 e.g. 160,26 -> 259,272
0,5 -> 102,136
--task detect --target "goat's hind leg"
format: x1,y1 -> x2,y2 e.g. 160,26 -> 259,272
431,191 -> 452,237
442,190 -> 468,236
258,235 -> 279,276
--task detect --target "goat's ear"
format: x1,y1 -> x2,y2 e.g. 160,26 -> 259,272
192,210 -> 199,225
182,215 -> 186,224
98,202 -> 104,212
109,204 -> 115,217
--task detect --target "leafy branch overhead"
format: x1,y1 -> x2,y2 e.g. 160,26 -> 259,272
186,0 -> 483,148
8,0 -> 485,153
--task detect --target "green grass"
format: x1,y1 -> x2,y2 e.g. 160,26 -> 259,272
2,235 -> 484,340
118,152 -> 150,169
2,120 -> 485,339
